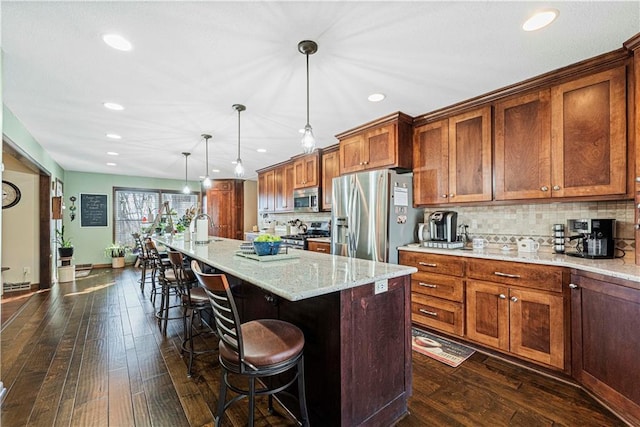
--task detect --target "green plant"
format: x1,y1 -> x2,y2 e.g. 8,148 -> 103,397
104,243 -> 131,258
254,234 -> 282,243
55,226 -> 72,248
175,223 -> 186,233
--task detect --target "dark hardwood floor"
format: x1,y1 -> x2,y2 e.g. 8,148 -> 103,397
0,267 -> 624,426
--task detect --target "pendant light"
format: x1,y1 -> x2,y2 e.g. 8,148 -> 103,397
298,40 -> 318,154
233,104 -> 246,178
182,152 -> 191,194
201,134 -> 212,189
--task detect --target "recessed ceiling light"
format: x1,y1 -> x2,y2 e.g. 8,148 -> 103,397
212,169 -> 220,173
368,93 -> 386,102
522,9 -> 559,31
106,133 -> 122,139
106,162 -> 117,166
231,160 -> 238,165
103,102 -> 124,111
107,151 -> 119,156
298,128 -> 305,134
102,34 -> 133,51
257,148 -> 267,153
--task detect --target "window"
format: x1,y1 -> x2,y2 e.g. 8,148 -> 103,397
114,188 -> 199,245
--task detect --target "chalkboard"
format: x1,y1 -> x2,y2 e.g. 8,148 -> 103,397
80,193 -> 108,227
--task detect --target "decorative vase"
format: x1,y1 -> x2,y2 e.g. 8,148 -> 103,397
184,231 -> 191,242
112,257 -> 125,269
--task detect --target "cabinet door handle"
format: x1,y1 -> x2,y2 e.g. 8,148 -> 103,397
540,186 -> 549,192
449,193 -> 455,198
419,308 -> 438,317
553,185 -> 561,191
498,294 -> 506,299
494,271 -> 520,279
569,283 -> 579,289
441,194 -> 448,198
418,282 -> 437,288
510,296 -> 518,303
418,262 -> 437,267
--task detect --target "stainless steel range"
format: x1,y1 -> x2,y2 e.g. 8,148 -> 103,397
281,221 -> 330,250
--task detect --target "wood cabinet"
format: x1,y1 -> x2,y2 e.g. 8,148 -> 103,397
413,106 -> 492,205
321,145 -> 339,211
206,179 -> 244,240
466,259 -> 567,370
399,251 -> 465,336
293,152 -> 319,189
495,67 -> 627,201
274,162 -> 294,212
307,241 -> 330,254
494,90 -> 552,200
257,169 -> 275,213
570,272 -> 640,426
550,67 -> 627,198
337,112 -> 413,175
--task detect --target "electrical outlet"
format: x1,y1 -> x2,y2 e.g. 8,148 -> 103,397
23,267 -> 30,276
374,279 -> 388,295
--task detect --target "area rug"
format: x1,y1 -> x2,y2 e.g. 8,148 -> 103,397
412,328 -> 475,368
75,269 -> 92,278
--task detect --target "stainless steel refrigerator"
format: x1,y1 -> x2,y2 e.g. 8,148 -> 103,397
331,169 -> 421,264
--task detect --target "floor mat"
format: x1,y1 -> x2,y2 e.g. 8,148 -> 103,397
75,269 -> 92,278
412,328 -> 475,367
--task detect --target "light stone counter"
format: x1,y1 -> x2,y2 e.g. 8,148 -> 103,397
156,236 -> 417,301
399,243 -> 640,285
306,237 -> 331,243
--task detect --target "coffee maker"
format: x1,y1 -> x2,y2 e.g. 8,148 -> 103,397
566,218 -> 616,259
428,211 -> 457,242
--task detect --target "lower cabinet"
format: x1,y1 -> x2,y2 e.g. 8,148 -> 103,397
466,280 -> 566,369
571,272 -> 640,426
466,258 -> 568,370
307,241 -> 330,253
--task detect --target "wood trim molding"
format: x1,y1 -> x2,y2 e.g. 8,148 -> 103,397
335,111 -> 413,139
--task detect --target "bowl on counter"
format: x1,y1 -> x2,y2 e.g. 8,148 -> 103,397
253,241 -> 281,256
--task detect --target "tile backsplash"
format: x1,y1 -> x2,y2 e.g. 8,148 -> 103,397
430,200 -> 635,252
261,199 -> 635,253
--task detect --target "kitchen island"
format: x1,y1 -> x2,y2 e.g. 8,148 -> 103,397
156,236 -> 417,426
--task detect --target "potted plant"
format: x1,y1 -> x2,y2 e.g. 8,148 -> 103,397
55,226 -> 74,258
104,243 -> 131,268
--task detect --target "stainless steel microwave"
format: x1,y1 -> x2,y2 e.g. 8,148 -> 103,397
293,187 -> 319,213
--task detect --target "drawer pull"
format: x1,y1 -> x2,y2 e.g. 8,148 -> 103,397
499,294 -> 506,299
418,282 -> 437,288
569,283 -> 579,289
419,308 -> 438,317
418,262 -> 437,267
510,296 -> 518,303
494,271 -> 521,279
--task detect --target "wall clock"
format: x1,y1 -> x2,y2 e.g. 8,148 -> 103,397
2,180 -> 21,209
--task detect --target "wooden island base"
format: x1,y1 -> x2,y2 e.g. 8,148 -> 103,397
224,274 -> 413,426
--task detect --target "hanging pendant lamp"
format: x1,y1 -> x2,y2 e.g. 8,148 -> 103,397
233,104 -> 246,178
298,40 -> 318,154
182,152 -> 191,194
201,134 -> 212,189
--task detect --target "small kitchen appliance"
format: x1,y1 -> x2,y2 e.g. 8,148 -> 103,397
566,218 -> 616,259
293,187 -> 319,213
417,223 -> 430,244
428,211 -> 457,242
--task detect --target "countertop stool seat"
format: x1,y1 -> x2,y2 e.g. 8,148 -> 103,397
146,240 -> 181,335
132,232 -> 154,294
167,250 -> 217,377
191,261 -> 309,427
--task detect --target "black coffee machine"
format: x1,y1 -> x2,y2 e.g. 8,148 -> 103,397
566,218 -> 616,259
428,211 -> 457,242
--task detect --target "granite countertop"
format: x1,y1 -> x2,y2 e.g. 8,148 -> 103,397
399,243 -> 640,284
155,236 -> 417,301
306,237 -> 331,243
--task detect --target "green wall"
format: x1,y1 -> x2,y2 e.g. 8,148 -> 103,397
63,171 -> 199,265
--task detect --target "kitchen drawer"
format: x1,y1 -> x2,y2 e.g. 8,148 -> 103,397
411,271 -> 464,302
308,241 -> 330,253
399,252 -> 464,277
411,293 -> 464,337
467,258 -> 564,293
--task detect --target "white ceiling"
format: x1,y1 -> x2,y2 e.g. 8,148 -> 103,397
2,1 -> 639,181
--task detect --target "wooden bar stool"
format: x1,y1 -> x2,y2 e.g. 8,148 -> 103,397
146,240 -> 181,335
191,261 -> 310,427
166,250 -> 216,377
132,232 -> 153,294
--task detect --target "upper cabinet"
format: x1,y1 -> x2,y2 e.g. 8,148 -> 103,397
293,152 -> 319,189
495,67 -> 627,200
550,67 -> 627,198
257,168 -> 275,213
275,162 -> 295,212
321,145 -> 340,211
337,112 -> 413,175
494,90 -> 552,200
206,179 -> 244,240
413,106 -> 492,205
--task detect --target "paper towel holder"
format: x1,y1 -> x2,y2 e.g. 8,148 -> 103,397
194,213 -> 213,244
